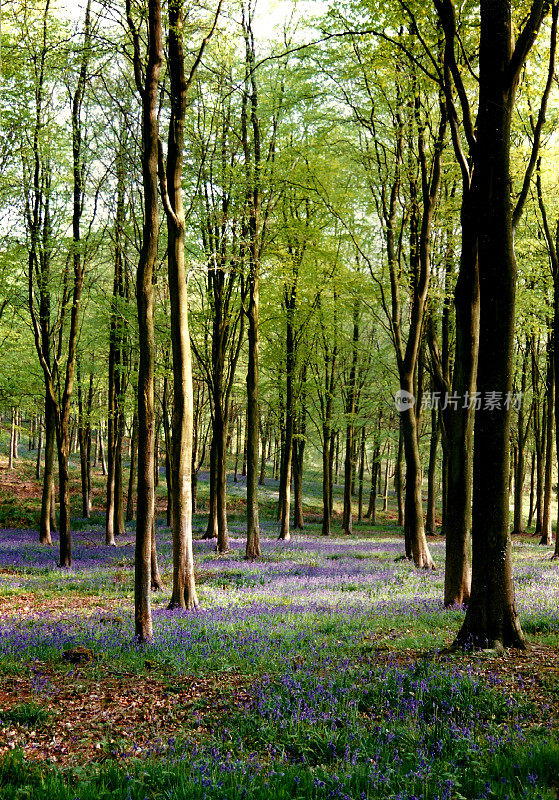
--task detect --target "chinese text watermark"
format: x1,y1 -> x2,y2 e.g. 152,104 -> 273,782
394,390 -> 523,413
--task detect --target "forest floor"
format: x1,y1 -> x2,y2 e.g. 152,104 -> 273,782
1,451 -> 559,799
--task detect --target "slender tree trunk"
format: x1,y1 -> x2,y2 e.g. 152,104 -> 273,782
343,303 -> 359,535
395,423 -> 404,527
234,414 -> 240,482
382,446 -> 390,512
541,345 -> 554,545
527,449 -> 536,529
259,422 -> 267,486
151,519 -> 163,591
357,426 -> 366,523
425,408 -> 439,535
278,308 -> 295,540
512,351 -> 529,534
322,423 -> 331,535
36,414 -> 43,480
99,420 -> 107,476
39,397 -> 56,545
204,435 -> 218,538
215,408 -> 229,553
129,0 -> 164,641
126,409 -> 138,521
163,0 -> 202,608
400,383 -> 434,569
8,409 -> 15,470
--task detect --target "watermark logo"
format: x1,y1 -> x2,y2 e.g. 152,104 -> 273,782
394,390 -> 523,412
394,389 -> 415,412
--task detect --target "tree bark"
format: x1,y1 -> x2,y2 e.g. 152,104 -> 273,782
162,0 -> 205,609
541,340 -> 554,545
453,0 -> 546,650
126,409 -> 138,521
128,0 -> 164,641
425,408 -> 439,535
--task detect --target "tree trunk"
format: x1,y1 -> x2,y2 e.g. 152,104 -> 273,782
382,447 -> 390,512
400,383 -> 434,568
204,435 -> 218,538
512,350 -> 529,534
151,520 -> 163,591
164,0 -> 201,609
293,374 -> 307,530
357,426 -> 366,523
453,0 -> 539,649
126,409 -> 138,521
8,409 -> 15,470
259,422 -> 267,486
215,409 -> 229,553
342,302 -> 359,535
322,422 -> 331,535
234,414 -> 240,482
527,449 -> 536,530
36,414 -> 43,481
395,424 -> 404,527
39,395 -> 56,545
541,345 -> 554,545
425,408 -> 439,535
278,309 -> 295,541
99,420 -> 107,477
366,437 -> 380,524
130,0 -> 163,642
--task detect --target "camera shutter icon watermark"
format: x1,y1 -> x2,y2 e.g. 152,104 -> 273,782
394,389 -> 415,412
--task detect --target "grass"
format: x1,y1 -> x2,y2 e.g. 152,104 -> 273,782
0,448 -> 559,798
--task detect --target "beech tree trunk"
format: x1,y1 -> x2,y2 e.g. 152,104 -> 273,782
425,408 -> 439,535
342,302 -> 359,535
242,12 -> 262,559
163,0 -> 208,608
453,0 -> 547,650
541,342 -> 554,545
126,409 -> 138,521
128,0 -> 163,641
39,396 -> 56,545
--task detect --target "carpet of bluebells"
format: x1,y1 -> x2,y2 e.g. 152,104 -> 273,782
1,521 -> 559,799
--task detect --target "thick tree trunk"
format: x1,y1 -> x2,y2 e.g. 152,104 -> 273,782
130,0 -> 163,642
454,0 -> 536,650
164,0 -> 200,609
